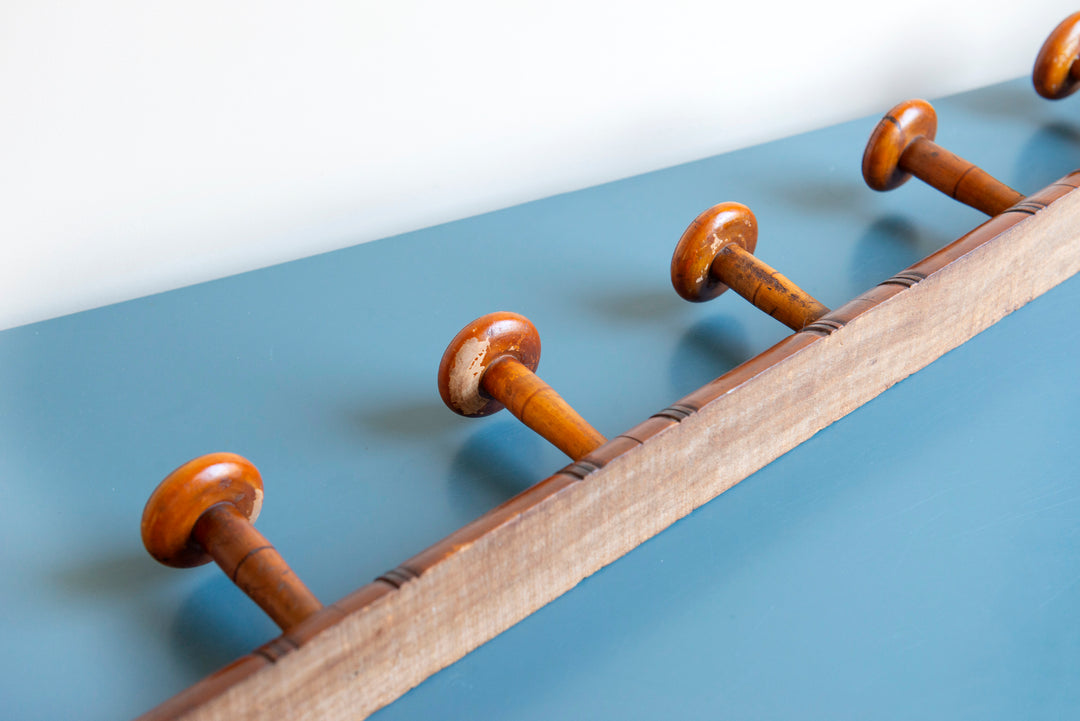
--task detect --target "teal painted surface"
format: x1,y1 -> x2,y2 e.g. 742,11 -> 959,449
0,78 -> 1077,719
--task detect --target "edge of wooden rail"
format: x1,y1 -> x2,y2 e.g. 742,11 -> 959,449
138,173 -> 1080,721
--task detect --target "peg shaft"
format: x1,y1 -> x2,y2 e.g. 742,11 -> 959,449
711,242 -> 830,331
900,136 -> 1023,217
671,202 -> 829,331
482,355 -> 606,461
863,99 -> 1023,216
439,312 -> 606,462
142,453 -> 322,632
193,503 -> 322,631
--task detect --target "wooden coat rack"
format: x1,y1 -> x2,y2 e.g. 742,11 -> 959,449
137,13 -> 1080,720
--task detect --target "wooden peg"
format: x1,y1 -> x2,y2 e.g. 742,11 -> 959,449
438,312 -> 606,462
862,99 -> 1024,216
1034,12 -> 1080,99
141,452 -> 322,632
671,202 -> 829,331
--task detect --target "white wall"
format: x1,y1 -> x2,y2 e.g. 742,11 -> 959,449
2,1 -> 1075,330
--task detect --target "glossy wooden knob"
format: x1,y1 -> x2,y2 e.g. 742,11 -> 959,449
142,453 -> 322,631
1034,12 -> 1080,99
439,312 -> 606,461
862,99 -> 938,192
863,99 -> 1024,216
439,312 -> 542,418
671,202 -> 757,302
671,202 -> 829,331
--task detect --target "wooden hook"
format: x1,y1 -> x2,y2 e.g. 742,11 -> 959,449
862,99 -> 1024,216
671,202 -> 829,331
438,312 -> 606,462
1034,12 -> 1080,99
141,453 -> 323,632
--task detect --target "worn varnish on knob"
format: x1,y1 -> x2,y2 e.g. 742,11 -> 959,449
141,453 -> 322,631
671,202 -> 829,331
863,99 -> 1024,216
438,312 -> 606,461
1034,12 -> 1080,99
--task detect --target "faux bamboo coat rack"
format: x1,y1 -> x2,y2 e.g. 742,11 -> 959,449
140,177 -> 1080,721
136,17 -> 1080,721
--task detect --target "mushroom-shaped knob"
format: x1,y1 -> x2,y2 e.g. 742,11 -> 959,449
142,453 -> 322,631
862,99 -> 938,192
671,202 -> 758,303
671,202 -> 829,331
438,312 -> 542,418
1034,12 -> 1080,100
438,312 -> 606,461
862,99 -> 1024,216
